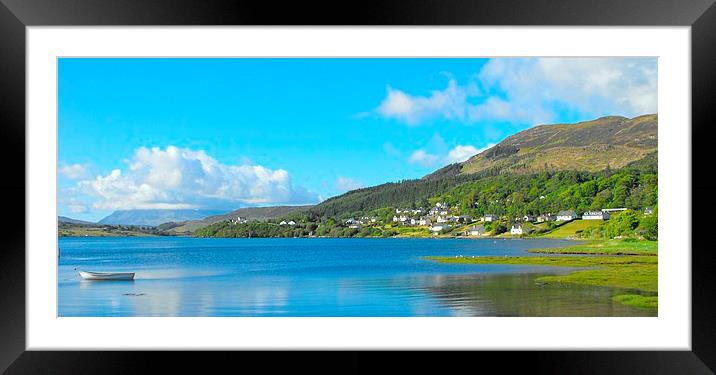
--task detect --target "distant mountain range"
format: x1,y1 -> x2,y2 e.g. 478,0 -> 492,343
98,209 -> 229,226
163,205 -> 313,233
58,216 -> 95,225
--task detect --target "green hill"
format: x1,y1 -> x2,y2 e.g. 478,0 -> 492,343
195,114 -> 658,239
429,114 -> 657,177
166,205 -> 313,234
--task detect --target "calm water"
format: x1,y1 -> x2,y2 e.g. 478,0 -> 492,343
58,237 -> 655,317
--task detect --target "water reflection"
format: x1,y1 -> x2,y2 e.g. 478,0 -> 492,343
58,237 -> 655,317
418,272 -> 657,317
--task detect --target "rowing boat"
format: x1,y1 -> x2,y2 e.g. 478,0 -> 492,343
78,270 -> 135,281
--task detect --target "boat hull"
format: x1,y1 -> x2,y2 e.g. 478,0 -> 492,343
79,271 -> 135,281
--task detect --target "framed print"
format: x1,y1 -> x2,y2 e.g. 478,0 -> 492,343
2,0 -> 716,373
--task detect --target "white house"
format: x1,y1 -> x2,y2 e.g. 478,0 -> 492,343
418,218 -> 432,226
436,216 -> 448,223
644,207 -> 654,215
279,220 -> 288,225
465,225 -> 486,236
287,220 -> 296,226
230,216 -> 246,225
582,211 -> 610,220
393,215 -> 408,223
482,214 -> 497,222
556,210 -> 577,222
523,214 -> 536,222
602,208 -> 627,213
510,224 -> 524,235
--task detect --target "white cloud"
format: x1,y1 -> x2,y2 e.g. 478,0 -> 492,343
75,146 -> 318,210
335,177 -> 364,193
446,143 -> 496,163
473,57 -> 657,124
59,163 -> 88,179
376,79 -> 468,125
446,145 -> 478,163
408,149 -> 440,167
374,58 -> 657,125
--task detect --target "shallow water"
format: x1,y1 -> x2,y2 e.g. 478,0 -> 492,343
58,237 -> 655,317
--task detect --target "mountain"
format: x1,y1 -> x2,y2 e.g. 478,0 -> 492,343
98,209 -> 228,226
458,114 -> 657,175
58,216 -> 95,225
164,205 -> 313,233
304,114 -> 657,219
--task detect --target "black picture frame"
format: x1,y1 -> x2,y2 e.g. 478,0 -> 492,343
1,0 -> 714,373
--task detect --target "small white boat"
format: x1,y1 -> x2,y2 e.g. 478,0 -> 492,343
78,270 -> 135,281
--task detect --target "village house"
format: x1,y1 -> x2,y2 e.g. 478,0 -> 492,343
510,223 -> 526,235
582,211 -> 610,220
644,207 -> 654,215
602,208 -> 627,213
279,220 -> 296,226
556,210 -> 578,221
436,216 -> 448,223
288,220 -> 296,226
348,223 -> 361,229
418,218 -> 432,226
392,215 -> 409,223
523,214 -> 536,222
229,216 -> 246,225
465,225 -> 486,236
482,214 -> 497,222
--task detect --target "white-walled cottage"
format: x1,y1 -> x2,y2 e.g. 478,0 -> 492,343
556,210 -> 577,222
582,211 -> 609,220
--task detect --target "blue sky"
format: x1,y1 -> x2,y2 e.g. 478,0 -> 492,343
58,58 -> 657,221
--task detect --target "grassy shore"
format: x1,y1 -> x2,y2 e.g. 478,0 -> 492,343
529,239 -> 657,256
426,239 -> 657,310
536,220 -> 604,239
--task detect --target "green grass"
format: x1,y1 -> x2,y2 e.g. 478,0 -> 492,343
535,262 -> 657,292
426,239 -> 658,310
530,238 -> 657,256
393,226 -> 431,238
537,219 -> 604,239
612,294 -> 658,309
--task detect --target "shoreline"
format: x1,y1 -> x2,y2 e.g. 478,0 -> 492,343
426,239 -> 658,310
